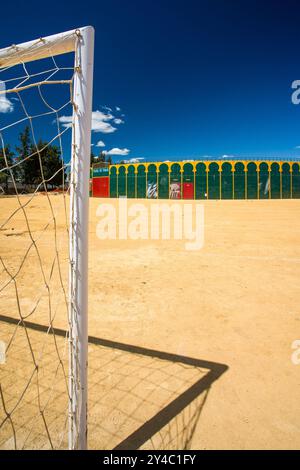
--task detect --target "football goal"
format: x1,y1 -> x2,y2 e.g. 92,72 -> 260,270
0,27 -> 94,449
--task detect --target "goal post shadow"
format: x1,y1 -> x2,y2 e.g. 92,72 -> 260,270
0,314 -> 228,450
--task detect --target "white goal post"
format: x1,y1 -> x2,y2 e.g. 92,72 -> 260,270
0,27 -> 94,450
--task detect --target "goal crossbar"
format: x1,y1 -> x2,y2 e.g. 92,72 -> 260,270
0,28 -> 86,69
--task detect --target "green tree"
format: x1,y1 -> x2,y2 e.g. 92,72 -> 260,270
16,127 -> 65,189
0,145 -> 15,193
106,155 -> 112,165
91,150 -> 97,166
98,151 -> 106,162
34,140 -> 65,189
16,126 -> 33,185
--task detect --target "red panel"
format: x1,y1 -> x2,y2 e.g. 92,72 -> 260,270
183,182 -> 194,199
92,177 -> 110,197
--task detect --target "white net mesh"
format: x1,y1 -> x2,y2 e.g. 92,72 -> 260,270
0,314 -> 219,450
0,30 -> 81,449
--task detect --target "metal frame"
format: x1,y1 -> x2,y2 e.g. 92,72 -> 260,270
69,26 -> 94,450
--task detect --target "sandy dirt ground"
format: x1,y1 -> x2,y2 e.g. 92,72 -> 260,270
0,194 -> 300,449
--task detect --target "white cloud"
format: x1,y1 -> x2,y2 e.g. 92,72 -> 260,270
113,118 -> 124,125
57,115 -> 72,128
221,154 -> 236,159
91,110 -> 117,134
58,110 -> 118,134
0,96 -> 14,113
295,146 -> 300,149
125,157 -> 144,163
0,81 -> 14,113
96,140 -> 105,147
116,106 -> 121,111
105,147 -> 130,156
93,121 -> 116,133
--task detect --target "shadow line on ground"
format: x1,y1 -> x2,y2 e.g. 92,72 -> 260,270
0,314 -> 228,450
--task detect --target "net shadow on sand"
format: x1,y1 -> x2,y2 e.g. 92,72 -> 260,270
0,314 -> 228,450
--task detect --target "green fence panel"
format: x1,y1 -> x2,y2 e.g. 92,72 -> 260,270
110,167 -> 117,197
221,162 -> 233,199
270,163 -> 280,199
208,163 -> 220,199
183,163 -> 194,183
259,163 -> 270,199
118,166 -> 126,197
147,164 -> 158,198
234,162 -> 245,199
158,163 -> 169,199
170,163 -> 181,182
108,160 -> 298,200
195,163 -> 207,199
282,163 -> 291,199
127,165 -> 135,198
137,165 -> 146,198
292,163 -> 300,198
247,162 -> 258,199
93,166 -> 109,177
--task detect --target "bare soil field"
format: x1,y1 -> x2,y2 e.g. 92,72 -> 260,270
0,194 -> 300,449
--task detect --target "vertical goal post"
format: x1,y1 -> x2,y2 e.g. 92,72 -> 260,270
0,26 -> 95,450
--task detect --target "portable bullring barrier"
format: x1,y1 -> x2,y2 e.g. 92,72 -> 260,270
91,160 -> 300,199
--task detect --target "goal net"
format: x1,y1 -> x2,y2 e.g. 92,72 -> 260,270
0,27 -> 94,449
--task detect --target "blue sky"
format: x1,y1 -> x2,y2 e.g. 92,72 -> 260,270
1,0 -> 300,163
